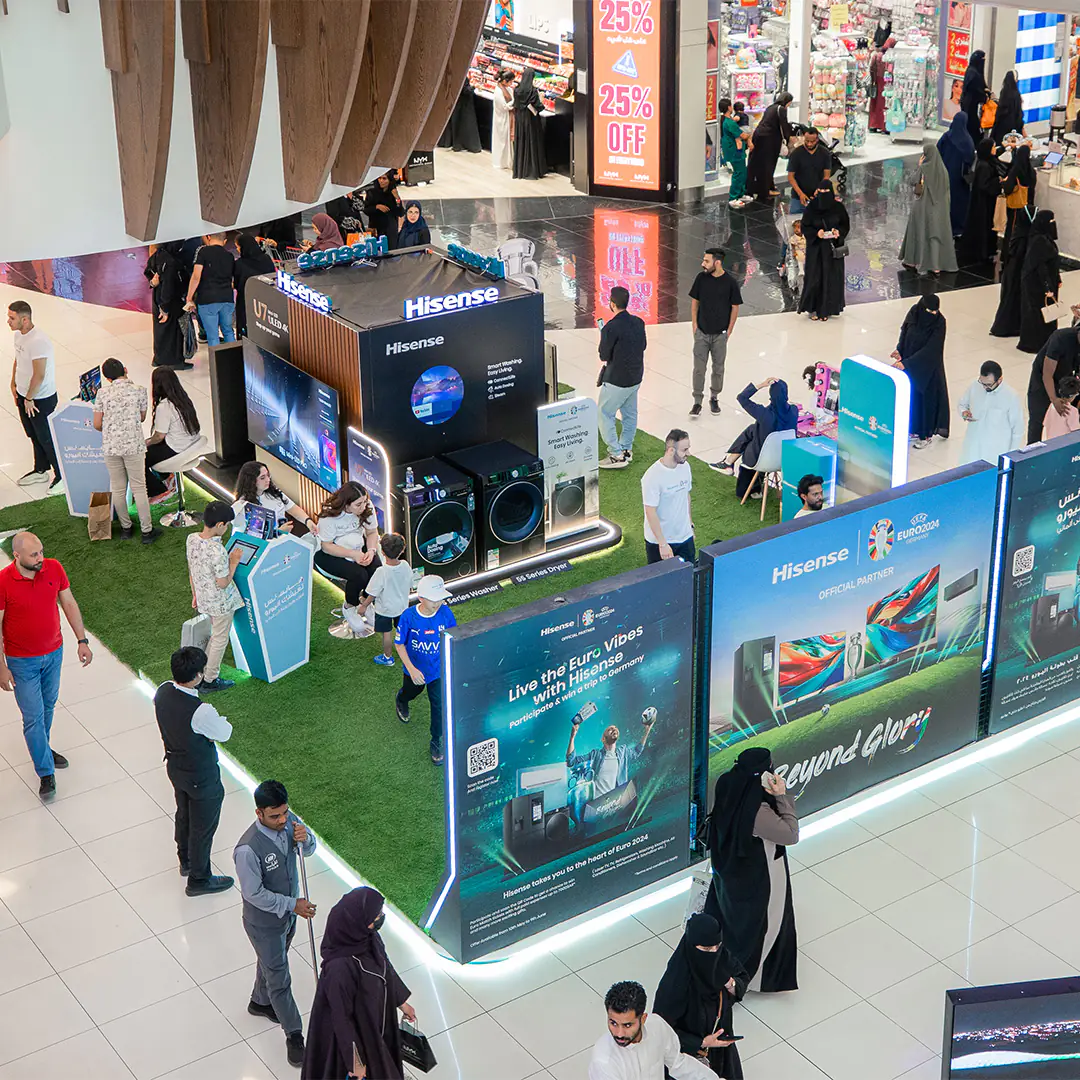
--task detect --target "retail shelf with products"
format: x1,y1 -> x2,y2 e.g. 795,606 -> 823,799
468,27 -> 574,103
809,47 -> 866,152
885,40 -> 932,142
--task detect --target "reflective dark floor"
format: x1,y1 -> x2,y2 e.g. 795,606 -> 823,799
427,156 -> 1078,329
4,157 -> 1073,327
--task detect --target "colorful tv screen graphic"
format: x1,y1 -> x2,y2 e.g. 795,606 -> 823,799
777,633 -> 846,705
864,566 -> 940,669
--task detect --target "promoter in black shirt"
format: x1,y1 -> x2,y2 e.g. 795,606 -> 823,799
689,270 -> 743,334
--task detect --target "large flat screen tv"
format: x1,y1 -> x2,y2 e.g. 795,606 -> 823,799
243,340 -> 341,491
864,565 -> 940,669
944,977 -> 1080,1078
776,633 -> 845,706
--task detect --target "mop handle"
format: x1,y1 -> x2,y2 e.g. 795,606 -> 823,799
297,843 -> 319,978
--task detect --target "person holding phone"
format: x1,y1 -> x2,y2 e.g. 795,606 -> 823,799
705,748 -> 799,993
653,913 -> 745,1078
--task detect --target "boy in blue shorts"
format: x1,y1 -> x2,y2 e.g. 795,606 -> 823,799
394,574 -> 456,764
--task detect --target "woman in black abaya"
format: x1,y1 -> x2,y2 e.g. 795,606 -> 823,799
956,139 -> 1003,266
797,186 -> 850,321
990,207 -> 1034,338
937,113 -> 975,236
746,93 -> 793,200
991,71 -> 1026,145
705,747 -> 799,993
1018,210 -> 1062,355
654,914 -> 746,1078
1001,144 -> 1036,259
959,50 -> 987,142
233,233 -> 275,338
512,69 -> 547,180
144,241 -> 187,369
302,888 -> 415,1080
892,294 -> 949,449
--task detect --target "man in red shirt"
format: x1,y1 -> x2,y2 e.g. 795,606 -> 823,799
0,532 -> 93,797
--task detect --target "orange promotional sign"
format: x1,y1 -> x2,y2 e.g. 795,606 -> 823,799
594,209 -> 660,325
593,0 -> 661,191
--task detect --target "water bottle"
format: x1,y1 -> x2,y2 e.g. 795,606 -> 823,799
405,466 -> 414,489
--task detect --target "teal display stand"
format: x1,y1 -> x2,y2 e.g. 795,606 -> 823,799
226,533 -> 315,682
781,437 -> 838,521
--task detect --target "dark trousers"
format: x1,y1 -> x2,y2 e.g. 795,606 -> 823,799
17,392 -> 60,479
145,439 -> 179,497
170,771 -> 224,882
314,551 -> 381,606
1028,385 -> 1050,444
645,537 -> 696,564
398,672 -> 444,752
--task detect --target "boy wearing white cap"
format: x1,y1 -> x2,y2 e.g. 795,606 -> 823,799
394,575 -> 457,764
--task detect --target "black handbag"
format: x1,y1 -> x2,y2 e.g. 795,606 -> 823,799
831,242 -> 849,259
399,1019 -> 437,1073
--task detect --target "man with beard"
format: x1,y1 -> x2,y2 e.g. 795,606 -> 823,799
795,473 -> 826,518
589,981 -> 713,1079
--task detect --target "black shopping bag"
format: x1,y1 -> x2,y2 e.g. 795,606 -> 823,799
399,1019 -> 437,1073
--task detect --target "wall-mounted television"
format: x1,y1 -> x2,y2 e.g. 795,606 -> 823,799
864,565 -> 940,669
944,976 -> 1080,1078
243,339 -> 341,491
776,633 -> 846,706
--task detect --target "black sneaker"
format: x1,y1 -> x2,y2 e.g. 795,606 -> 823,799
141,526 -> 163,545
689,402 -> 702,418
248,999 -> 279,1024
119,526 -> 135,540
179,862 -> 190,877
395,694 -> 410,723
50,750 -> 68,769
198,677 -> 235,692
286,1032 -> 305,1068
186,874 -> 234,897
708,461 -> 736,476
710,398 -> 721,415
39,774 -> 55,798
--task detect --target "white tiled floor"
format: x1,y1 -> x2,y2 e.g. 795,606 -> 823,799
1,277 -> 1080,1079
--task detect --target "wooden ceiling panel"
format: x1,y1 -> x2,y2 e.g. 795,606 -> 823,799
331,0 -> 418,187
272,0 -> 372,203
415,0 -> 487,152
374,0 -> 462,170
184,0 -> 270,226
103,0 -> 175,241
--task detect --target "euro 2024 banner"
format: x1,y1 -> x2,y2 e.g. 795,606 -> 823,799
703,464 -> 997,815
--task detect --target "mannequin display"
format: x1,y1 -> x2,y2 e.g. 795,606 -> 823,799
873,17 -> 892,49
869,50 -> 887,133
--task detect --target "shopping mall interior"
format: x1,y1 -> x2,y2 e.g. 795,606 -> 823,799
2,2 -> 1080,1079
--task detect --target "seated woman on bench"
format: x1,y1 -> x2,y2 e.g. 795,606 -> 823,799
314,481 -> 382,639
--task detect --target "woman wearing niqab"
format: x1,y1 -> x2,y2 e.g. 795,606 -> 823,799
893,294 -> 950,446
797,187 -> 850,320
704,747 -> 799,993
1018,211 -> 1061,355
899,144 -> 958,275
512,68 -> 547,180
302,888 -> 414,1080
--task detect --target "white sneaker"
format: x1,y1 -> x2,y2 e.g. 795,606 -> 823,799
48,478 -> 65,495
17,470 -> 50,487
344,607 -> 376,637
598,454 -> 629,469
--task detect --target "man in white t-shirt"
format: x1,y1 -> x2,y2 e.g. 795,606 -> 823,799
641,429 -> 694,564
7,301 -> 61,492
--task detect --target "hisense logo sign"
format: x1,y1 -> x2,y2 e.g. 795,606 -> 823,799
403,287 -> 500,320
275,269 -> 331,314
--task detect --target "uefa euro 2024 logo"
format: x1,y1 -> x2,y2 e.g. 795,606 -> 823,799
868,518 -> 894,562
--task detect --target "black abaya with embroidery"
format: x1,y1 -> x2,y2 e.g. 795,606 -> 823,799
705,748 -> 798,994
898,300 -> 950,440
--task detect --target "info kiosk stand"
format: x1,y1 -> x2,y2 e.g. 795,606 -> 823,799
226,532 -> 315,682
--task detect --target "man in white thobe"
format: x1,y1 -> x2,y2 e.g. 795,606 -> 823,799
588,981 -> 715,1080
957,360 -> 1024,465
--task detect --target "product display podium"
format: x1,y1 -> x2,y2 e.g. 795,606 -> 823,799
226,532 -> 315,682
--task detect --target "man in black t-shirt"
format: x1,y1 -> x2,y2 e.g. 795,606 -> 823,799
598,287 -> 647,468
184,233 -> 237,347
787,129 -> 831,213
688,248 -> 743,417
1028,326 -> 1080,444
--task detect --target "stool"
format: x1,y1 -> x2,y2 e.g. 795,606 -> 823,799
154,437 -> 209,528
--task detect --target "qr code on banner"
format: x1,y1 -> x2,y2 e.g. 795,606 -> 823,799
1013,544 -> 1036,578
467,737 -> 499,778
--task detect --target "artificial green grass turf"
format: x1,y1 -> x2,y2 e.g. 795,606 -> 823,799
0,432 -> 777,923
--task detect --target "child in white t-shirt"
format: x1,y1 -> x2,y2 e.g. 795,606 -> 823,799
358,533 -> 415,666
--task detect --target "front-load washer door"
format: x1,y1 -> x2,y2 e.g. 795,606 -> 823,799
414,499 -> 474,566
488,480 -> 544,545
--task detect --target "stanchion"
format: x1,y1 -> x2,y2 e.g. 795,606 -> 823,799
297,845 -> 319,978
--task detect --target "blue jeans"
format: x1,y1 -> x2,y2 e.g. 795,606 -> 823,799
196,302 -> 236,346
598,382 -> 639,456
9,647 -> 63,777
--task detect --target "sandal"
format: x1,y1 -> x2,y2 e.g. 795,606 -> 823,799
810,314 -> 820,321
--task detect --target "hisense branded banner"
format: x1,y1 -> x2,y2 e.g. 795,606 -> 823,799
702,464 -> 997,815
987,433 -> 1080,734
427,560 -> 693,962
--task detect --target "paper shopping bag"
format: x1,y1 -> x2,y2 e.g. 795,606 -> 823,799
87,492 -> 113,541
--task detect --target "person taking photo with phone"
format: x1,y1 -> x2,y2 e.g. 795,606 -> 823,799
705,748 -> 799,993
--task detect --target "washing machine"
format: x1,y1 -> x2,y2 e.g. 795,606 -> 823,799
443,441 -> 546,571
391,457 -> 476,580
551,476 -> 586,534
